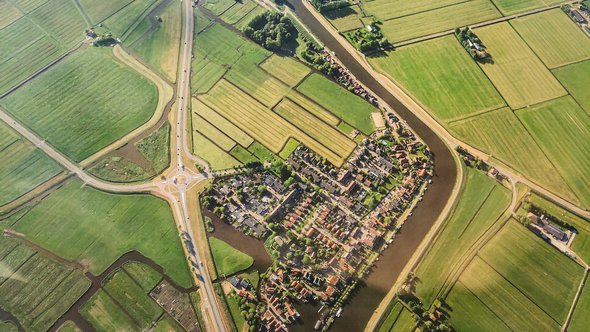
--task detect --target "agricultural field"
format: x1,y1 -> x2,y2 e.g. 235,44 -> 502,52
193,131 -> 241,170
0,1 -> 22,29
474,22 -> 566,109
10,180 -> 193,287
28,0 -> 86,47
11,0 -> 49,13
225,62 -> 290,107
388,308 -> 416,331
0,236 -> 90,331
414,169 -> 511,305
209,237 -> 254,276
286,91 -> 340,126
194,114 -> 237,151
553,60 -> 590,113
219,0 -> 260,26
448,108 -> 574,203
57,321 -> 82,332
368,36 -> 505,123
360,0 -> 466,21
80,290 -> 138,331
122,261 -> 163,291
324,5 -> 365,32
511,9 -> 590,69
79,0 -> 133,23
279,138 -> 300,160
517,97 -> 590,208
569,276 -> 590,332
260,54 -> 311,87
0,48 -> 158,162
203,0 -> 236,15
378,301 -> 404,332
153,315 -> 184,332
101,0 -> 158,39
193,98 -> 254,147
491,0 -> 563,15
380,0 -> 501,43
0,123 -> 62,206
130,0 -> 181,81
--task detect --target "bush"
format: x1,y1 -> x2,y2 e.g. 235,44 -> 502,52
243,11 -> 298,51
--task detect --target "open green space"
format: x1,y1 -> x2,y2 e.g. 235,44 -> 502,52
0,1 -> 22,29
415,169 -> 511,305
380,0 -> 501,43
1,48 -> 158,161
123,261 -> 162,291
390,308 -> 416,331
154,315 -> 184,332
324,5 -> 364,32
474,22 -> 566,109
0,321 -> 17,332
204,0 -> 236,15
193,98 -> 254,147
88,156 -> 150,183
360,0 -> 466,21
511,9 -> 590,69
369,35 -> 505,123
286,91 -> 340,126
102,0 -> 157,39
79,0 -> 133,24
480,220 -> 584,323
279,138 -> 299,159
136,122 -> 171,174
491,0 -> 563,15
378,301 -> 404,332
553,60 -> 590,114
260,54 -> 311,87
194,114 -> 237,151
219,0 -> 259,25
0,124 -> 62,206
517,96 -> 590,208
193,131 -> 241,170
296,73 -> 375,134
29,0 -> 86,47
11,180 -> 193,287
57,321 -> 81,332
569,275 -> 590,332
209,237 -> 253,276
80,290 -> 138,331
230,146 -> 258,164
226,294 -> 247,330
11,0 -> 49,13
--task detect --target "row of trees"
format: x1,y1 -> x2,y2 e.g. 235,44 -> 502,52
311,0 -> 350,13
243,11 -> 298,51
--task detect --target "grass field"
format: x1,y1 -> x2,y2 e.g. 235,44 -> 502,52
131,0 -> 181,82
204,0 -> 235,15
79,0 -> 133,23
12,0 -> 49,13
136,122 -> 171,174
102,0 -> 157,39
234,5 -> 266,29
324,5 -> 364,32
474,22 -> 566,109
260,54 -> 311,87
415,169 -> 510,305
225,60 -> 289,108
57,321 -> 81,332
88,156 -> 150,182
517,96 -> 590,208
297,74 -> 375,134
480,220 -> 584,323
209,237 -> 253,276
285,91 -> 340,126
193,98 -> 254,147
194,114 -> 237,151
390,308 -> 416,331
226,294 -> 247,330
511,9 -> 590,69
0,236 -> 90,331
11,180 -> 193,287
231,146 -> 258,164
369,36 -> 505,123
81,290 -> 138,331
123,261 -> 162,291
279,138 -> 299,159
1,48 -> 158,161
219,0 -> 259,25
154,315 -> 184,332
360,0 -> 466,21
491,0 -> 563,15
191,56 -> 226,93
0,18 -> 43,61
553,60 -> 590,114
378,301 -> 404,332
29,0 -> 86,47
448,108 -> 574,203
569,275 -> 590,332
0,124 -> 62,206
0,1 -> 22,29
193,131 -> 241,170
380,0 -> 501,43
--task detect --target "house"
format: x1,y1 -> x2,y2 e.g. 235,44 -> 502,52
571,10 -> 587,24
543,223 -> 567,241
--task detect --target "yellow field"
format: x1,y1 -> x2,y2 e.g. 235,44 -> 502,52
225,65 -> 290,107
260,54 -> 311,87
361,0 -> 465,21
475,23 -> 566,109
193,114 -> 236,151
192,98 -> 253,147
511,9 -> 590,69
286,91 -> 340,126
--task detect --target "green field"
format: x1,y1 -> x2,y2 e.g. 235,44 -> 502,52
285,91 -> 340,126
11,180 -> 193,287
12,0 -> 49,13
0,1 -> 22,29
88,156 -> 150,182
219,0 -> 259,25
209,237 -> 253,276
191,56 -> 226,93
230,145 -> 258,164
553,60 -> 590,114
260,54 -> 311,87
390,308 -> 416,331
29,0 -> 86,47
194,114 -> 237,151
369,36 -> 505,123
297,74 -> 375,134
136,122 -> 171,174
517,96 -> 590,208
380,0 -> 501,43
1,48 -> 158,161
0,236 -> 90,331
415,169 -> 510,305
569,275 -> 590,332
102,0 -> 157,39
57,321 -> 81,332
480,220 -> 584,323
193,98 -> 254,147
361,0 -> 466,21
511,9 -> 590,69
225,63 -> 289,108
81,290 -> 138,331
449,108 -> 574,203
378,301 -> 404,332
279,138 -> 299,159
324,5 -> 364,32
204,0 -> 235,15
79,0 -> 133,23
0,124 -> 62,206
193,131 -> 241,170
123,261 -> 162,291
474,22 -> 566,109
492,0 -> 563,15
154,315 -> 184,332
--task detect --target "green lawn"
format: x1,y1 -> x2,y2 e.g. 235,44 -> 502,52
369,35 -> 505,123
80,290 -> 138,331
569,276 -> 590,332
517,96 -> 590,208
553,60 -> 590,114
415,169 -> 511,305
209,237 -> 253,276
123,261 -> 163,291
491,0 -> 563,15
1,48 -> 158,162
11,180 -> 193,287
297,73 -> 376,134
511,9 -> 590,69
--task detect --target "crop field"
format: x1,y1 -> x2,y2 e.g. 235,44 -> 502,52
104,270 -> 163,327
285,91 -> 340,126
279,138 -> 299,159
204,0 -> 235,15
79,0 -> 133,23
569,276 -> 590,332
29,0 -> 86,47
123,262 -> 162,291
378,301 -> 404,332
511,9 -> 590,69
193,98 -> 254,147
324,5 -> 364,32
12,0 -> 49,13
219,0 -> 259,25
474,23 -> 566,109
209,237 -> 253,276
154,315 -> 184,332
1,48 -> 158,162
389,308 -> 416,331
11,180 -> 193,287
517,97 -> 590,208
0,18 -> 43,61
0,124 -> 62,206
457,256 -> 560,331
0,1 -> 22,29
260,54 -> 311,87
193,132 -> 241,170
225,64 -> 290,108
81,290 -> 138,331
102,0 -> 157,39
192,56 -> 226,93
131,0 -> 181,82
448,108 -> 574,202
57,321 -> 81,332
234,5 -> 266,29
369,36 -> 505,123
231,146 -> 258,164
415,169 -> 510,305
479,220 -> 584,323
553,60 -> 590,113
380,0 -> 501,43
194,114 -> 237,151
360,0 -> 466,21
274,99 -> 356,160
491,0 -> 563,15
0,237 -> 90,331
296,74 -> 375,134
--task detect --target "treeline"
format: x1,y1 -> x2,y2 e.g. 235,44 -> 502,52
243,11 -> 297,51
311,0 -> 350,13
345,23 -> 391,53
455,27 -> 489,61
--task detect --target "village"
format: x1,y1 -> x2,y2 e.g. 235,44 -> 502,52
201,123 -> 433,331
